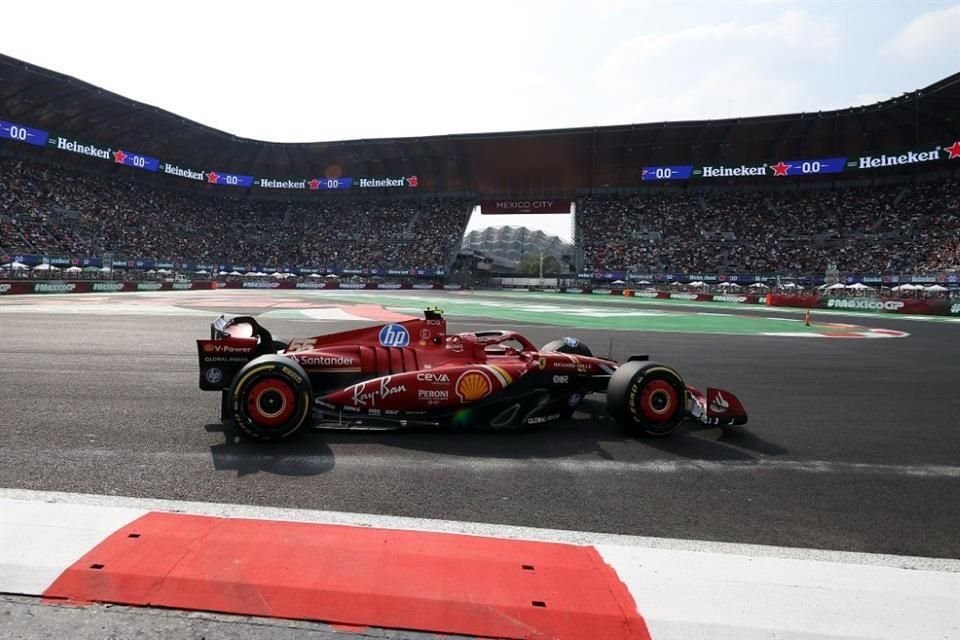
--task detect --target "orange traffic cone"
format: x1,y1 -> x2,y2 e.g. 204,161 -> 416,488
805,308 -> 811,326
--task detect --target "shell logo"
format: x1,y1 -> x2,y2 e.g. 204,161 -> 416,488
455,370 -> 492,403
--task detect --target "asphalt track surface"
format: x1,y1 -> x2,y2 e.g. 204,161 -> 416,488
1,290 -> 958,558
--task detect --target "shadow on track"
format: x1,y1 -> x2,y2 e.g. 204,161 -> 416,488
643,421 -> 789,461
206,423 -> 336,477
312,399 -> 788,462
204,398 -> 788,474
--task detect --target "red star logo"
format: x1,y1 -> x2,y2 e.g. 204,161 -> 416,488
308,178 -> 321,190
406,175 -> 419,188
206,172 -> 219,184
946,141 -> 960,160
771,161 -> 791,176
113,150 -> 127,164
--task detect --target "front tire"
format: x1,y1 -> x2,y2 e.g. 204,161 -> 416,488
606,361 -> 686,436
229,355 -> 312,440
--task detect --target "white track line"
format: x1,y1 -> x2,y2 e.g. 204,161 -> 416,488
7,447 -> 959,479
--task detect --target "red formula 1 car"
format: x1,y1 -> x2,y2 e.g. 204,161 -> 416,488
197,309 -> 747,440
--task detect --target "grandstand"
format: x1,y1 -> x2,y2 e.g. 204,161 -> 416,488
0,157 -> 470,272
577,179 -> 959,274
460,226 -> 572,272
0,53 -> 958,279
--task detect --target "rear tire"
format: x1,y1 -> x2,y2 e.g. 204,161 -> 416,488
541,337 -> 593,357
229,355 -> 312,441
606,361 -> 686,436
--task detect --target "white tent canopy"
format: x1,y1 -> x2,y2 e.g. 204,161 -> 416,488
780,282 -> 798,289
2,261 -> 30,270
688,281 -> 706,287
228,271 -> 244,276
64,266 -> 83,273
156,268 -> 172,274
32,263 -> 59,271
825,283 -> 846,290
195,269 -> 210,275
99,266 -> 113,273
749,282 -> 769,289
611,279 -> 626,285
924,284 -> 948,292
637,279 -> 651,285
306,273 -> 323,279
847,282 -> 873,290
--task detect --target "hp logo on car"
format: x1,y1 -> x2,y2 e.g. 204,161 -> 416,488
379,324 -> 410,347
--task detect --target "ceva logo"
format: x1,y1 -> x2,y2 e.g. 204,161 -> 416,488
379,324 -> 410,347
0,284 -> 10,294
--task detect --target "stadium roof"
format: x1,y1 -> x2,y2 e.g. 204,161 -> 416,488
1,53 -> 958,195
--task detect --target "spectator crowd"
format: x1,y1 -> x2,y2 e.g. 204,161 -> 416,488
0,157 -> 470,270
578,179 -> 959,274
2,155 -> 958,276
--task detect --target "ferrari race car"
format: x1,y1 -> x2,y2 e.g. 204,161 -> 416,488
197,309 -> 747,440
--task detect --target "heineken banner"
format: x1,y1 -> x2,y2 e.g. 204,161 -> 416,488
1,117 -> 417,191
3,113 -> 958,190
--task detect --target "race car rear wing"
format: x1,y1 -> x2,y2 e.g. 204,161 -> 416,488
198,315 -> 276,391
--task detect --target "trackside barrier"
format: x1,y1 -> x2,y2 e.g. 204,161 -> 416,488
2,281 -> 954,316
766,293 -> 956,316
0,281 -> 458,295
581,288 -> 763,304
515,287 -> 957,317
0,281 -> 207,295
